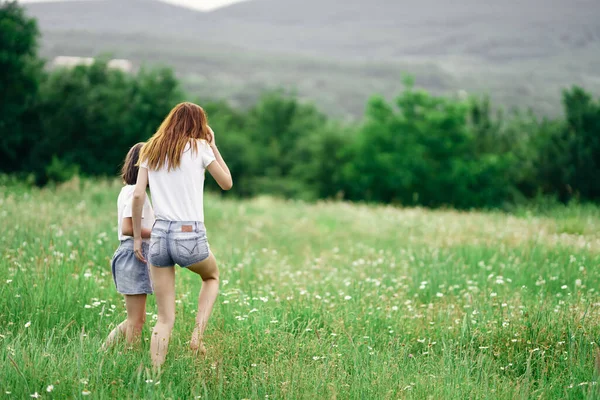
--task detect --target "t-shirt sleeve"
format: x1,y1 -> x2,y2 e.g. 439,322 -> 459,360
122,190 -> 133,218
201,141 -> 216,169
139,159 -> 148,169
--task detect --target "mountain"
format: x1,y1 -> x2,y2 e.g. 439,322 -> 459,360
29,0 -> 600,61
24,0 -> 600,117
24,0 -> 210,36
208,0 -> 600,61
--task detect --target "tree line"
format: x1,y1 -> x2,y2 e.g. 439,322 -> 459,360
1,2 -> 599,209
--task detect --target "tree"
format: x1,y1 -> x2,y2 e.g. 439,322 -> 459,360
561,87 -> 600,201
0,1 -> 43,172
345,80 -> 514,208
244,91 -> 328,197
31,60 -> 182,182
202,100 -> 259,197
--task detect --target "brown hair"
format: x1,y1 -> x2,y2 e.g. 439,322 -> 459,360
139,102 -> 213,171
121,142 -> 144,185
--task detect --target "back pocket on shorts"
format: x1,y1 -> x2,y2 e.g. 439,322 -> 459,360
150,236 -> 163,258
175,235 -> 209,266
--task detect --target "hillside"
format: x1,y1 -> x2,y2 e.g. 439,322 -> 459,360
23,0 -> 209,35
208,0 -> 600,61
25,0 -> 600,117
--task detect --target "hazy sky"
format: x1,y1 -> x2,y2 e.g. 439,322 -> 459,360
19,0 -> 250,11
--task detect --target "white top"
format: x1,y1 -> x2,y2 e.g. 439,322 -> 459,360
117,185 -> 155,242
140,140 -> 215,222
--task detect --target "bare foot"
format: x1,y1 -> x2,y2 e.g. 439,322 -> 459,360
194,342 -> 207,356
190,327 -> 207,356
102,322 -> 126,351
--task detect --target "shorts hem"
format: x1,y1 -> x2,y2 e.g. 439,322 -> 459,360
116,290 -> 154,295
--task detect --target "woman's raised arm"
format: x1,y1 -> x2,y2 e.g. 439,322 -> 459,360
206,127 -> 233,190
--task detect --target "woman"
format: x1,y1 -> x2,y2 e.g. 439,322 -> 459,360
103,143 -> 154,349
131,102 -> 232,369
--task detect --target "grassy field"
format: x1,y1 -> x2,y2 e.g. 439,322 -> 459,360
2,178 -> 600,399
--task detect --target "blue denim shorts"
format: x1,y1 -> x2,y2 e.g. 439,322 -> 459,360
149,220 -> 210,268
111,239 -> 153,295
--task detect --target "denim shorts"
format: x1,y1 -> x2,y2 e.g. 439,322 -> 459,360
111,239 -> 153,295
149,220 -> 210,268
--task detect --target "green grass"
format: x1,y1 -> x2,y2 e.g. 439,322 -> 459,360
2,178 -> 600,399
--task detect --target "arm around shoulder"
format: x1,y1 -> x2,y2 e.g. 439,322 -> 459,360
131,167 -> 149,262
131,167 -> 149,238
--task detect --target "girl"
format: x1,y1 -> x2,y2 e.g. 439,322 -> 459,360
104,143 -> 155,347
131,102 -> 232,368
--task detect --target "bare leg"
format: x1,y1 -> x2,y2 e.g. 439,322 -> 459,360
149,265 -> 176,369
103,294 -> 147,348
124,294 -> 147,343
186,251 -> 220,355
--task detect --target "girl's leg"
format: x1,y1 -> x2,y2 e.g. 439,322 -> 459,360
124,294 -> 147,343
186,252 -> 220,354
149,264 -> 176,369
103,294 -> 147,348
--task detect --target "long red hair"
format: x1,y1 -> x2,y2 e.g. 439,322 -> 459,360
139,102 -> 213,171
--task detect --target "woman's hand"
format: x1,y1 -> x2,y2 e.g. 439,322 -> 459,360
133,237 -> 147,263
207,125 -> 216,147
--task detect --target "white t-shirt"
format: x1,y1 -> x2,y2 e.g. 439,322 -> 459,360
117,185 -> 155,242
140,139 -> 215,222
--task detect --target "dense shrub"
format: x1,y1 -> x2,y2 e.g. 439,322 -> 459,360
342,83 -> 514,208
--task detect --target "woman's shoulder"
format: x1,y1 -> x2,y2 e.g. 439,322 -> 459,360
182,139 -> 209,153
183,139 -> 211,159
193,138 -> 211,148
120,184 -> 136,192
